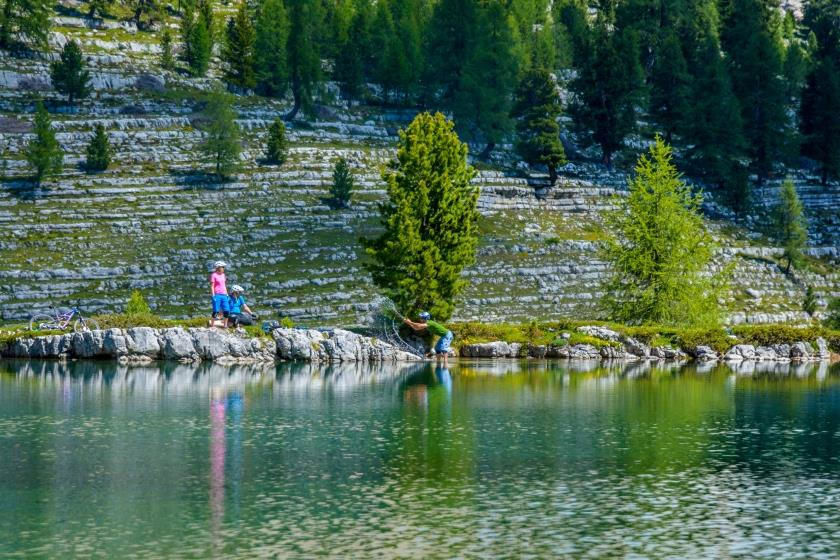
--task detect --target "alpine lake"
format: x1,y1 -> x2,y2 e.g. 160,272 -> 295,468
2,358 -> 840,559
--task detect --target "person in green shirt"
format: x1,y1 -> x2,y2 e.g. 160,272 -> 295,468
403,311 -> 454,364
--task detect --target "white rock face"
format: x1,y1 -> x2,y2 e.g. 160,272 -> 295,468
271,328 -> 419,363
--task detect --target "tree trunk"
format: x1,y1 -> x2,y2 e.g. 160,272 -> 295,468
285,82 -> 301,121
478,142 -> 495,160
548,164 -> 557,185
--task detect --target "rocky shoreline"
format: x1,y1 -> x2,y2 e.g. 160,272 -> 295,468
1,324 -> 833,364
0,327 -> 419,364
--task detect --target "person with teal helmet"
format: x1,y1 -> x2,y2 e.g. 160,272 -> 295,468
403,311 -> 454,364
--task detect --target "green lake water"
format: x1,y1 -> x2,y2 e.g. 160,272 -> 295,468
2,359 -> 840,559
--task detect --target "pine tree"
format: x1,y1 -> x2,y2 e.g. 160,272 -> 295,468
0,0 -> 52,48
254,0 -> 289,97
285,0 -> 322,120
683,14 -> 749,210
128,0 -> 162,29
511,68 -> 566,184
803,285 -> 817,315
160,26 -> 175,70
601,137 -> 725,327
453,0 -> 520,157
183,0 -> 213,76
824,298 -> 840,330
25,101 -> 63,185
199,88 -> 241,181
50,40 -> 91,104
361,112 -> 480,321
371,0 -> 400,102
335,4 -> 368,101
87,0 -> 114,18
422,0 -> 476,106
222,1 -> 256,90
570,17 -> 645,167
774,177 -> 808,273
329,157 -> 354,208
387,0 -> 424,103
85,123 -> 111,172
649,28 -> 692,144
264,117 -> 287,165
721,0 -> 792,182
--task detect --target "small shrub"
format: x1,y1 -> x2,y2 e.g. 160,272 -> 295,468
674,328 -> 733,354
803,285 -> 817,315
125,290 -> 151,314
825,298 -> 840,330
264,117 -> 288,165
731,324 -> 825,347
280,317 -> 294,328
329,157 -> 354,208
85,124 -> 111,172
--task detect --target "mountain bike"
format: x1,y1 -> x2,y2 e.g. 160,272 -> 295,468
29,306 -> 100,333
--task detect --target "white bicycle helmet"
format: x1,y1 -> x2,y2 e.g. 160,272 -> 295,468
231,285 -> 245,293
213,260 -> 227,269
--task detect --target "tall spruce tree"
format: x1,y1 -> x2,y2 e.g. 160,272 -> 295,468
50,40 -> 91,104
25,101 -> 63,185
222,1 -> 256,90
601,137 -> 725,327
511,68 -> 566,183
128,0 -> 162,29
253,0 -> 289,97
0,0 -> 52,48
422,0 -> 476,106
335,3 -> 369,101
452,0 -> 520,156
774,177 -> 808,272
183,0 -> 213,76
85,123 -> 111,172
721,0 -> 792,181
329,157 -> 354,208
362,112 -> 479,321
571,15 -> 645,167
285,0 -> 322,120
649,28 -> 692,144
199,88 -> 241,181
800,0 -> 840,184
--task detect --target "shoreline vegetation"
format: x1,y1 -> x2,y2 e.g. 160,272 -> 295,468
2,312 -> 839,363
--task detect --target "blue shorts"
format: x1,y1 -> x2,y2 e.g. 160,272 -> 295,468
212,294 -> 230,316
434,331 -> 454,354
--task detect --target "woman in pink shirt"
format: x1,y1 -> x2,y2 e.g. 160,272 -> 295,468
209,261 -> 229,327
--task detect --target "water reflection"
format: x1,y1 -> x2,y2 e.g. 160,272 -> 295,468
2,359 -> 840,558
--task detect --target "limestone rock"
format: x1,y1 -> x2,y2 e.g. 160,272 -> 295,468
162,328 -> 198,361
126,327 -> 161,357
789,341 -> 813,360
694,345 -> 719,361
724,344 -> 756,361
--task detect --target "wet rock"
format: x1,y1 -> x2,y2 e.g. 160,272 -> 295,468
754,346 -> 778,361
460,341 -> 517,358
816,337 -> 830,359
724,344 -> 756,361
694,345 -> 719,361
162,328 -> 198,362
71,330 -> 106,358
789,341 -> 813,360
271,328 -> 417,362
126,327 -> 161,357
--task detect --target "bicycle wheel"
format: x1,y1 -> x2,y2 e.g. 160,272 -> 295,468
73,318 -> 100,333
29,313 -> 58,331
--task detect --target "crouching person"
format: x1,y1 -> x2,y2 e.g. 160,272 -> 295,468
228,285 -> 257,327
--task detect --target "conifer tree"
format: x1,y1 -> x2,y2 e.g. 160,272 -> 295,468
285,0 -> 322,120
183,0 -> 213,76
388,0 -> 424,103
511,68 -> 566,183
335,4 -> 368,101
264,117 -> 287,165
222,1 -> 256,90
128,0 -> 162,29
774,177 -> 808,273
254,0 -> 288,97
362,112 -> 480,321
649,29 -> 692,144
25,101 -> 63,185
160,26 -> 175,70
721,0 -> 792,181
199,88 -> 241,181
329,157 -> 354,208
87,0 -> 114,18
50,40 -> 91,104
601,137 -> 725,327
85,123 -> 111,172
453,0 -> 520,157
422,0 -> 476,106
0,0 -> 52,48
803,285 -> 817,315
571,17 -> 645,167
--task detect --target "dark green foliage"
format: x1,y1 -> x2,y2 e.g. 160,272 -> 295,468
649,29 -> 691,144
335,2 -> 369,101
601,137 -> 725,327
87,0 -> 113,18
511,68 -> 566,183
285,0 -> 322,120
774,177 -> 808,272
453,0 -> 520,155
264,117 -> 287,165
362,112 -> 480,321
85,124 -> 111,172
803,285 -> 817,315
183,0 -> 213,76
128,0 -> 163,29
0,0 -> 51,48
721,0 -> 793,181
222,1 -> 256,90
50,40 -> 91,104
198,88 -> 241,181
329,157 -> 354,208
25,101 -> 63,185
422,0 -> 476,107
571,17 -> 645,167
825,298 -> 840,330
254,0 -> 288,97
160,26 -> 175,70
